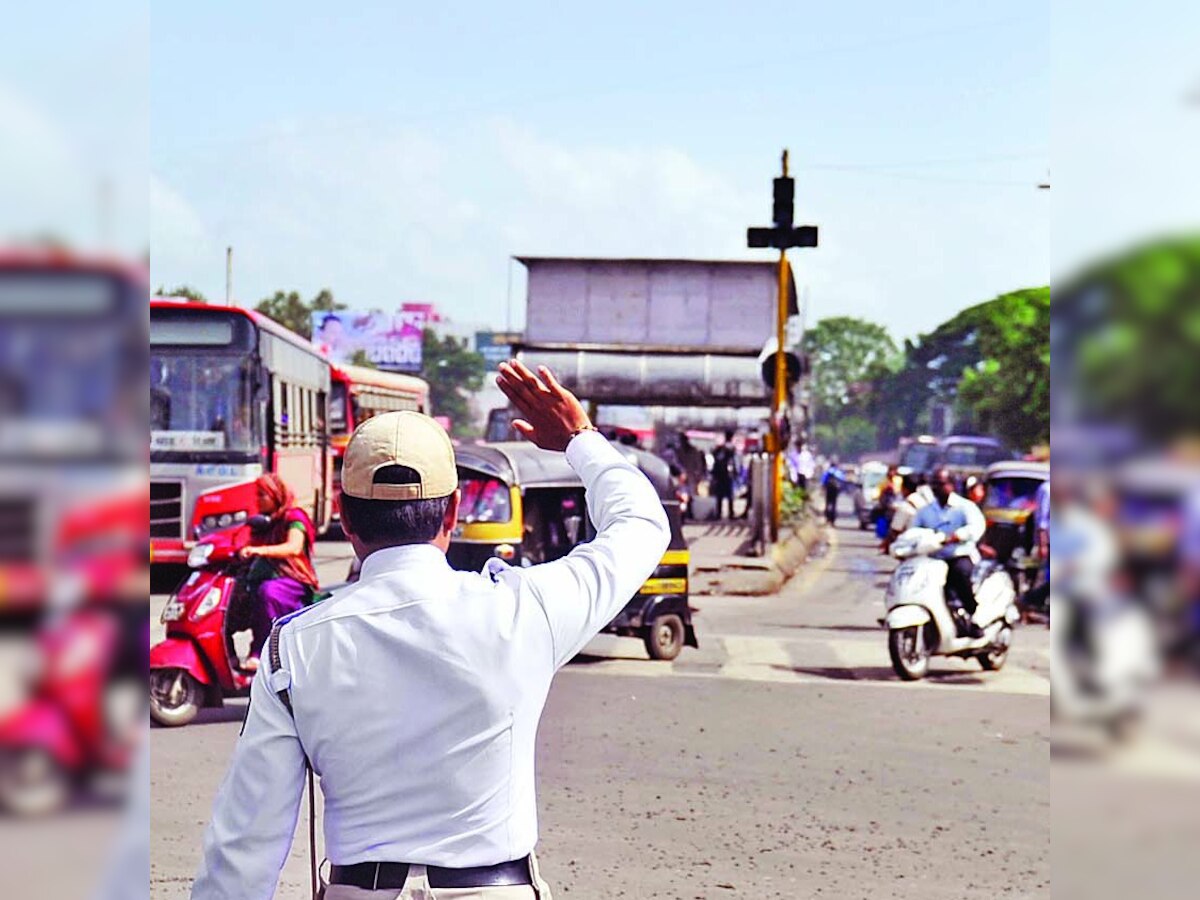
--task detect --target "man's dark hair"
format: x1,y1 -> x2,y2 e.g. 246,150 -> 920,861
339,465 -> 452,547
724,429 -> 735,441
901,475 -> 918,494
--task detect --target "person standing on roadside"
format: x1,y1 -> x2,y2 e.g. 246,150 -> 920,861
189,360 -> 670,900
711,429 -> 738,520
822,456 -> 846,525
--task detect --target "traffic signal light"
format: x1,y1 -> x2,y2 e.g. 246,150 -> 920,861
773,177 -> 794,228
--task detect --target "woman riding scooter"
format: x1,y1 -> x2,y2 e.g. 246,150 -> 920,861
235,474 -> 318,670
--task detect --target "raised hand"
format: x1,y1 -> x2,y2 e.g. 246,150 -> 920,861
496,360 -> 593,452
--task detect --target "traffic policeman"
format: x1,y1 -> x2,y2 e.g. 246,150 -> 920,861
190,360 -> 670,899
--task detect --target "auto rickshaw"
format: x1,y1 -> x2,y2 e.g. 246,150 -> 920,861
981,460 -> 1049,590
450,440 -> 697,661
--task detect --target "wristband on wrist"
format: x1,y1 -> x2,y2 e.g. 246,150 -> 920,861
569,424 -> 598,440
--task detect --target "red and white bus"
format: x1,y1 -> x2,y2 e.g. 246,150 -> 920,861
0,250 -> 147,612
150,300 -> 333,565
329,363 -> 430,495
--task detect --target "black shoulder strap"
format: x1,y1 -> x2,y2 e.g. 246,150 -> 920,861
268,620 -> 293,712
267,620 -> 320,900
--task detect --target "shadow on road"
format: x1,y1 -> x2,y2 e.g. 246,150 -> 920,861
766,622 -> 883,633
777,664 -> 987,686
152,704 -> 247,729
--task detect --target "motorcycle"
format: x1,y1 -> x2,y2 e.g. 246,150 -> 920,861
1050,590 -> 1158,740
150,515 -> 272,727
0,608 -> 142,815
884,528 -> 1020,680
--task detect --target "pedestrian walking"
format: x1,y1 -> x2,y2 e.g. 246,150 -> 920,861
189,359 -> 670,900
822,457 -> 846,526
711,429 -> 738,520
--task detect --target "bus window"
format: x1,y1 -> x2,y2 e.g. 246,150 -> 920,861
329,381 -> 348,434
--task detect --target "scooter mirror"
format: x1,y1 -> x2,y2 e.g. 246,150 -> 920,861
247,514 -> 273,534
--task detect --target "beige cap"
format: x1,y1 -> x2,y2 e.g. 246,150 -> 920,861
340,411 -> 458,500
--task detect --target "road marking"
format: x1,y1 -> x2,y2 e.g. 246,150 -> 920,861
566,631 -> 1050,696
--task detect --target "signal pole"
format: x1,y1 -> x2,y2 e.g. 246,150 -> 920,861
747,150 -> 819,541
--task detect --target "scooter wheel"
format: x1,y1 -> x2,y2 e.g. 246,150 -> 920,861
0,748 -> 71,816
888,627 -> 930,681
978,625 -> 1012,671
150,668 -> 203,727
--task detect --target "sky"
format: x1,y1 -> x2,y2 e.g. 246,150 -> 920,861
142,1 -> 1055,343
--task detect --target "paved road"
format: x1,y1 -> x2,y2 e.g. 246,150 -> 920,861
150,514 -> 1051,899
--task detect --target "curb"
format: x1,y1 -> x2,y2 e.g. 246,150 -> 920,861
692,518 -> 828,596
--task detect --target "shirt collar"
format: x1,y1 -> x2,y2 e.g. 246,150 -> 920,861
359,543 -> 452,581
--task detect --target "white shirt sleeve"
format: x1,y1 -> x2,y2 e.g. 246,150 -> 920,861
498,431 -> 671,669
190,653 -> 308,900
954,497 -> 987,544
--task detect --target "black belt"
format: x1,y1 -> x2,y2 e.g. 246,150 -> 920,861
330,856 -> 533,890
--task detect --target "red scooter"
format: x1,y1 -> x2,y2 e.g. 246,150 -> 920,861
0,608 -> 142,815
149,516 -> 272,727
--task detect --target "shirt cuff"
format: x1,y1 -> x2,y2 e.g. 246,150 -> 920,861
565,428 -> 611,468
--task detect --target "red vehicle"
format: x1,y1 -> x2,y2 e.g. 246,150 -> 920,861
329,363 -> 430,500
148,517 -> 273,726
0,250 -> 148,615
0,609 -> 140,814
150,300 -> 334,566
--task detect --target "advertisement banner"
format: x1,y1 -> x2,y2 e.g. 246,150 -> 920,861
474,331 -> 512,371
311,310 -> 424,372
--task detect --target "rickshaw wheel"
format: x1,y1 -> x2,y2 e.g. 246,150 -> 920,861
645,614 -> 685,661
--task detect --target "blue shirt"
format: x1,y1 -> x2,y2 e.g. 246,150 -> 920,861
912,493 -> 987,559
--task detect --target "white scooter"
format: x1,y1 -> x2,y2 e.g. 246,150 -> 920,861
884,528 -> 1020,680
1050,590 -> 1158,740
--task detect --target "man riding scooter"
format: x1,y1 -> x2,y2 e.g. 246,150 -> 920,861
913,468 -> 987,637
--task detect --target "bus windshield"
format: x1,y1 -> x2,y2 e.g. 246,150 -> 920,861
151,353 -> 259,453
0,272 -> 143,459
900,443 -> 938,472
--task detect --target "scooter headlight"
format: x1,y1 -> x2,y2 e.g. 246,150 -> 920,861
187,543 -> 215,569
191,585 -> 225,620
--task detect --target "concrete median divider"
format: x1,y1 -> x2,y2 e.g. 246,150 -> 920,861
690,518 -> 827,596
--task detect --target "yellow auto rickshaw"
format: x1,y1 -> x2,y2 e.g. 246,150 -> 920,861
450,440 -> 696,660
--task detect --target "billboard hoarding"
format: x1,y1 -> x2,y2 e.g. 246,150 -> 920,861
311,309 -> 424,372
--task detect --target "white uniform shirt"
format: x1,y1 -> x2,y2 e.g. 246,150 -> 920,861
191,432 -> 670,900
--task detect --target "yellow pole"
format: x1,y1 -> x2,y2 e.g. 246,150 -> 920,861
771,151 -> 790,541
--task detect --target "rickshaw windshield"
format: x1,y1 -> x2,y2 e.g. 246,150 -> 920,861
459,473 -> 512,524
985,477 -> 1043,511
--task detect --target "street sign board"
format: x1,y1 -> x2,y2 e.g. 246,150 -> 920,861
517,257 -> 796,353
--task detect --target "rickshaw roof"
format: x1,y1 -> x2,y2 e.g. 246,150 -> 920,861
456,441 -> 675,499
985,460 -> 1049,481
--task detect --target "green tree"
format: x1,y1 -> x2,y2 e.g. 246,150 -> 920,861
813,415 -> 877,461
156,284 -> 209,303
803,316 -> 899,415
254,288 -> 345,338
421,328 -> 485,438
1059,234 -> 1200,441
348,348 -> 377,369
955,287 -> 1050,449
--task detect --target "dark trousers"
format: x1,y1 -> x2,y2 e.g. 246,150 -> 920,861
713,482 -> 734,519
944,556 -> 977,615
824,488 -> 839,523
